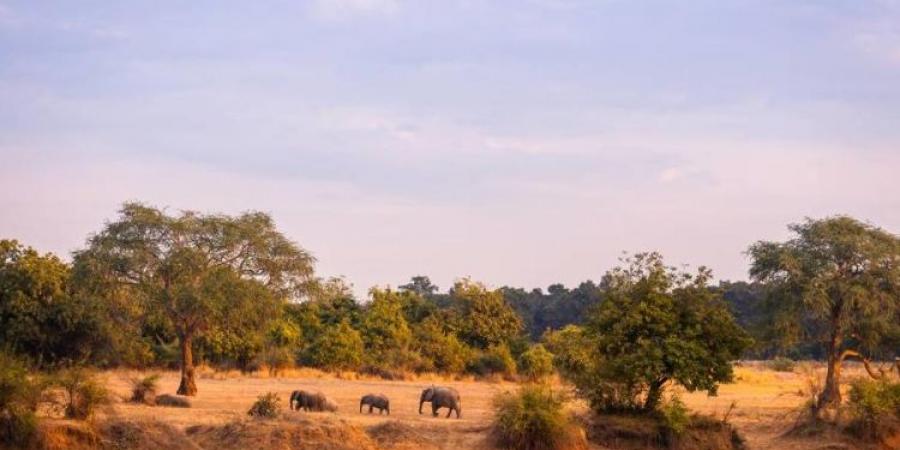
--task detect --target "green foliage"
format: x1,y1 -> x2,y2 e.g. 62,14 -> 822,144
304,319 -> 364,371
659,395 -> 690,437
451,279 -> 524,349
0,352 -> 40,447
361,289 -> 414,368
569,253 -> 750,413
749,216 -> 900,408
0,239 -> 109,366
72,202 -> 315,394
129,373 -> 160,404
766,357 -> 796,373
55,367 -> 110,420
847,379 -> 900,441
469,344 -> 517,379
503,282 -> 604,340
542,325 -> 595,382
518,344 -> 554,382
412,316 -> 472,374
492,384 -> 583,450
247,392 -> 281,419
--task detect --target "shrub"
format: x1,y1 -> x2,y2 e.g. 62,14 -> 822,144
766,357 -> 795,373
248,392 -> 281,419
468,344 -> 517,379
129,373 -> 161,405
155,394 -> 191,408
659,395 -> 690,437
492,385 -> 586,450
846,379 -> 900,441
55,367 -> 110,420
518,345 -> 554,382
0,352 -> 41,447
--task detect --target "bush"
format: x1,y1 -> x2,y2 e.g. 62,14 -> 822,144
55,367 -> 110,420
155,394 -> 191,408
492,385 -> 585,450
468,344 -> 517,379
129,373 -> 160,405
518,345 -> 554,382
248,392 -> 281,419
766,357 -> 795,372
847,379 -> 900,441
303,319 -> 364,371
0,352 -> 41,447
659,395 -> 690,437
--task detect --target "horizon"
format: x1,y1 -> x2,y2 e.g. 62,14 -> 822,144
2,1 -> 900,298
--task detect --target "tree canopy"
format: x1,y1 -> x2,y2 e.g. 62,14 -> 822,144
749,216 -> 900,411
72,202 -> 315,395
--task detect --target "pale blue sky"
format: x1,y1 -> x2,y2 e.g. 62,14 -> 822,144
2,0 -> 899,297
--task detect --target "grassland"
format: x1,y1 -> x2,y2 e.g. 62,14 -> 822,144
36,362 -> 883,450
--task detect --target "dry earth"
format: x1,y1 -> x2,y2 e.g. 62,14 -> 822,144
43,363 -> 887,450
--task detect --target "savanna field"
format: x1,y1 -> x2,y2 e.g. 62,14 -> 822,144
26,362 -> 893,450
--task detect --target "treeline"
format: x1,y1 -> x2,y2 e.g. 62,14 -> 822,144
2,203 -> 899,408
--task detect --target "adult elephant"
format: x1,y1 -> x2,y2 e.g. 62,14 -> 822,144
290,390 -> 338,412
418,386 -> 461,419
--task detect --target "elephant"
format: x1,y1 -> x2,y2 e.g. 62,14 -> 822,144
290,390 -> 338,412
419,386 -> 461,419
359,393 -> 390,415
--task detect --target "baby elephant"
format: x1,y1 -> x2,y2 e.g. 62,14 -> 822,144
290,390 -> 338,412
419,386 -> 461,419
359,393 -> 390,415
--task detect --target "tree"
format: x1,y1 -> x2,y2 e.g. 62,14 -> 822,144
0,240 -> 106,366
517,344 -> 554,382
305,318 -> 364,370
579,253 -> 749,412
749,216 -> 900,412
73,203 -> 314,395
412,315 -> 471,374
360,288 -> 413,367
450,279 -> 523,349
399,275 -> 439,297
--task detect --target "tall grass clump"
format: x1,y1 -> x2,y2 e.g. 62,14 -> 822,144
846,379 -> 900,442
0,352 -> 41,447
129,373 -> 161,405
492,384 -> 586,450
248,392 -> 281,419
55,367 -> 110,420
766,357 -> 796,373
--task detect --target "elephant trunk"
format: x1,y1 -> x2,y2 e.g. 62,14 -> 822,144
360,399 -> 364,413
418,395 -> 425,414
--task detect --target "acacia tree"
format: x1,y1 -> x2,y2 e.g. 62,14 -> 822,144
450,279 -> 523,349
580,253 -> 749,412
73,203 -> 314,395
749,216 -> 900,412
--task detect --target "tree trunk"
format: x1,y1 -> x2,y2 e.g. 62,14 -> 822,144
817,330 -> 842,412
644,379 -> 665,411
176,334 -> 198,396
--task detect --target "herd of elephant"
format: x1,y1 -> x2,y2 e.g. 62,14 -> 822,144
288,386 -> 462,419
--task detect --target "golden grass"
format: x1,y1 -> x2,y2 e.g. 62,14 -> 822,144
75,362 -> 884,449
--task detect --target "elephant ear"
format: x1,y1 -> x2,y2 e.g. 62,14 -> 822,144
423,388 -> 434,401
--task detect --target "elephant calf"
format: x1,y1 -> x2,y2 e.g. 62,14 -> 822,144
419,386 -> 461,419
359,393 -> 390,415
290,390 -> 338,412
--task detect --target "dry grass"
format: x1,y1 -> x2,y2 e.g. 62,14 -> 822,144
40,362 -> 884,450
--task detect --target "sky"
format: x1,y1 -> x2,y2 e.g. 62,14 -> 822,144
2,0 -> 899,298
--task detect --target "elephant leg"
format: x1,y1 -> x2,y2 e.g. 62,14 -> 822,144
446,406 -> 452,418
432,404 -> 439,417
369,405 -> 373,414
